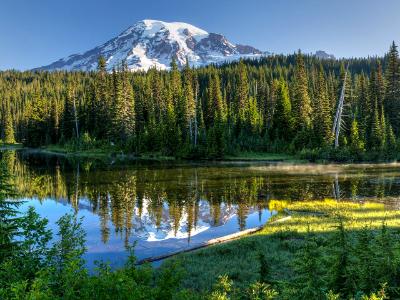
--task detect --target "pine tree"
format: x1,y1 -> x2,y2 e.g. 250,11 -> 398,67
183,60 -> 196,143
62,79 -> 79,141
246,96 -> 262,134
207,69 -> 226,124
163,88 -> 180,155
170,58 -> 182,105
313,65 -> 333,146
236,60 -> 249,129
93,56 -> 111,139
349,119 -> 365,156
272,78 -> 293,141
293,51 -> 312,130
3,100 -> 15,144
111,62 -> 135,143
329,218 -> 356,298
385,42 -> 400,132
376,62 -> 386,112
355,72 -> 370,136
291,233 -> 326,299
373,223 -> 398,291
355,227 -> 377,293
386,123 -> 397,155
370,100 -> 385,151
49,98 -> 60,143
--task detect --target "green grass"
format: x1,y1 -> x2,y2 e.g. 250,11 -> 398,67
33,146 -> 301,163
224,151 -> 304,163
0,143 -> 23,150
37,145 -> 176,161
42,144 -> 110,158
164,199 -> 400,293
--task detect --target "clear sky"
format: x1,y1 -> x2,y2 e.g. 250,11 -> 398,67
1,0 -> 400,70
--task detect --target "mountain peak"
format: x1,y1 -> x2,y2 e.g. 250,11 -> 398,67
36,20 -> 266,72
314,50 -> 335,60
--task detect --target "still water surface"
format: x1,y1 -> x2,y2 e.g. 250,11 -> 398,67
4,150 -> 400,267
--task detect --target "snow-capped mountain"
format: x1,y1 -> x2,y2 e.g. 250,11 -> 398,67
314,50 -> 336,60
36,19 -> 267,72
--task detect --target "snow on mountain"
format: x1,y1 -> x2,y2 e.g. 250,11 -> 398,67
314,50 -> 336,60
35,19 -> 267,72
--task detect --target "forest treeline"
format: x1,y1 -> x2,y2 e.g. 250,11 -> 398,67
1,42 -> 400,160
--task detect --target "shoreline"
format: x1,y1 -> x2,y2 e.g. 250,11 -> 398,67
4,145 -> 302,163
2,145 -> 399,165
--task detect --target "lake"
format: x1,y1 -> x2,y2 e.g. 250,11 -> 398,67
3,149 -> 400,267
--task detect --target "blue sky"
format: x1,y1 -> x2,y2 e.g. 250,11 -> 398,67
1,0 -> 400,70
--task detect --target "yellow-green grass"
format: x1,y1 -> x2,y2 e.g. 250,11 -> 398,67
164,199 -> 400,293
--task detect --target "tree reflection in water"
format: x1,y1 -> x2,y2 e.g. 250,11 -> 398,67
3,150 -> 400,246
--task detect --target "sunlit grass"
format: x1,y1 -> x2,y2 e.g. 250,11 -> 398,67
264,199 -> 400,235
166,199 -> 400,293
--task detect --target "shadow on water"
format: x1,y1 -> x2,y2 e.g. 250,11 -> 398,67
2,149 -> 400,267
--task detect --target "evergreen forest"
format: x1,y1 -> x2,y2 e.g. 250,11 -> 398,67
2,43 -> 400,161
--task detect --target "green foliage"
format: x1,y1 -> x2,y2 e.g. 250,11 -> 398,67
247,281 -> 278,300
258,252 -> 270,284
290,230 -> 326,299
209,275 -> 233,300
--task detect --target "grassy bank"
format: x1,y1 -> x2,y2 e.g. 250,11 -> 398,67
18,145 -> 303,163
224,152 -> 304,163
0,143 -> 23,150
164,199 -> 400,298
32,145 -> 176,161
